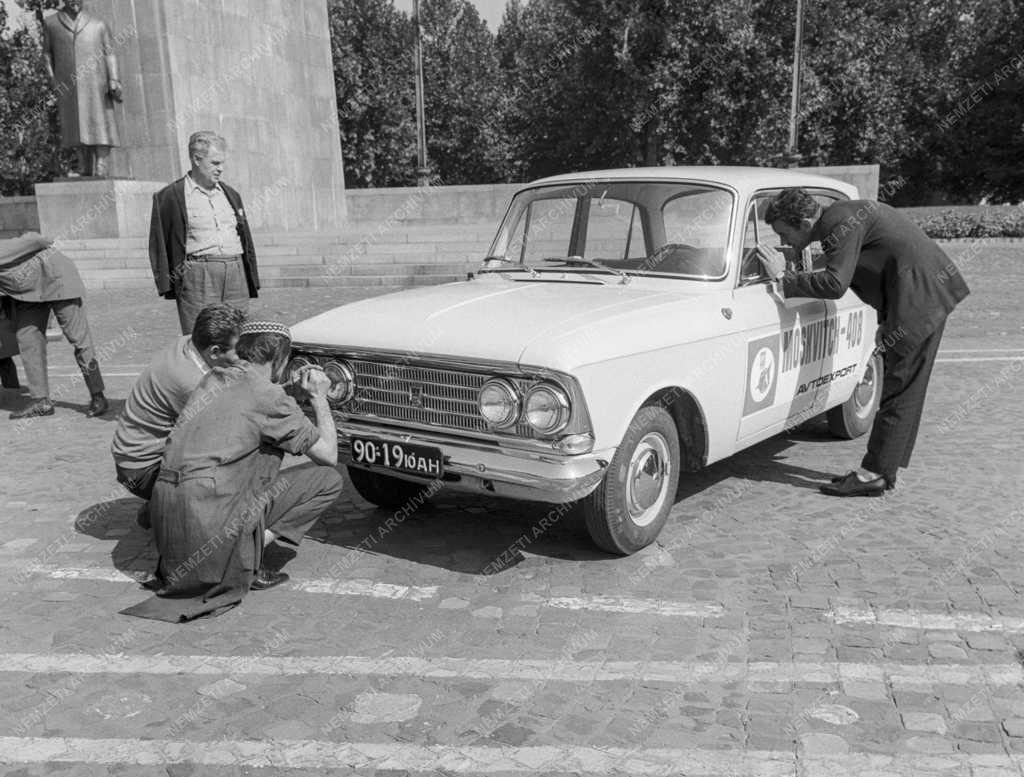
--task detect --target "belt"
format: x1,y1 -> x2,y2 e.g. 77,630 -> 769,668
187,253 -> 242,262
157,467 -> 217,485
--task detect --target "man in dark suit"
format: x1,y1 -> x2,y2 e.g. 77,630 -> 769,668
758,188 -> 970,496
0,232 -> 107,419
148,131 -> 259,335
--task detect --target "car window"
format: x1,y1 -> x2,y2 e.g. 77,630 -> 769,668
486,182 -> 734,281
505,197 -> 575,264
585,198 -> 646,260
739,204 -> 765,285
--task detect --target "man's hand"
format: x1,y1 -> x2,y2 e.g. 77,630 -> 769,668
755,242 -> 787,281
300,366 -> 331,400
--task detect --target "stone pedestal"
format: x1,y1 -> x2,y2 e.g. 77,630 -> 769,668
35,179 -> 165,239
55,0 -> 346,232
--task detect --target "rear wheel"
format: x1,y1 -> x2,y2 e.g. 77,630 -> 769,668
580,405 -> 680,555
827,350 -> 883,439
346,466 -> 435,509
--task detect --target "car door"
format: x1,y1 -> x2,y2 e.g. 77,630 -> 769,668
734,192 -> 827,442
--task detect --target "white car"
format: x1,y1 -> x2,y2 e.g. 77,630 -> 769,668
289,167 -> 881,554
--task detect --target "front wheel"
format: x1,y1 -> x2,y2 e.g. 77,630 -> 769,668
827,350 -> 884,439
580,405 -> 680,555
346,466 -> 436,509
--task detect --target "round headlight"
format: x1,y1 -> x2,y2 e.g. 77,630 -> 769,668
285,356 -> 314,386
524,383 -> 571,435
323,360 -> 355,403
478,379 -> 520,427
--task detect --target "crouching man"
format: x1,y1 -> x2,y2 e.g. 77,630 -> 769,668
111,303 -> 245,521
122,320 -> 343,622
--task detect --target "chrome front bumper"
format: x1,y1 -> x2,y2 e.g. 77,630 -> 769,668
335,421 -> 613,503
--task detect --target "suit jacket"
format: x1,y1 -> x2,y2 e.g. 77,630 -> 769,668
782,200 -> 970,357
148,176 -> 259,300
0,232 -> 87,303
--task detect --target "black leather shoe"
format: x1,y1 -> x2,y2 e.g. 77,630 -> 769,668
250,568 -> 289,591
820,471 -> 890,497
830,470 -> 858,483
10,399 -> 55,420
86,393 -> 109,417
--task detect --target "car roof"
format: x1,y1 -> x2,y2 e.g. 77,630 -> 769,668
529,166 -> 860,197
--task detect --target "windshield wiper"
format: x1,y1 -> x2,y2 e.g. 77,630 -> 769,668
480,255 -> 539,278
542,256 -> 631,285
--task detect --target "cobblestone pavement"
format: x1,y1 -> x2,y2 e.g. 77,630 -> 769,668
0,250 -> 1023,776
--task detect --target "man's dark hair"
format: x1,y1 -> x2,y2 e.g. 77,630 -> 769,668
236,332 -> 291,382
192,303 -> 245,350
763,188 -> 820,227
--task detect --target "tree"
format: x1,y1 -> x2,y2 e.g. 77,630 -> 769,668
328,0 -> 418,188
0,2 -> 71,195
419,0 -> 513,184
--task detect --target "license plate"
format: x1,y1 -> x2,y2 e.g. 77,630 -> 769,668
351,437 -> 444,478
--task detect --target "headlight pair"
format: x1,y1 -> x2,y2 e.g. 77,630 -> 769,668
478,378 -> 571,435
285,356 -> 354,404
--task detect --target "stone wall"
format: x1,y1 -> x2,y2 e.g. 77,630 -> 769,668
81,0 -> 345,232
0,197 -> 40,238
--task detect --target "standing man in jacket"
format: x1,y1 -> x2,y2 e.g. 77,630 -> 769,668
148,131 -> 259,335
0,233 -> 107,419
758,189 -> 970,497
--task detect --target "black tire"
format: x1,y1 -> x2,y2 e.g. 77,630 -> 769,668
580,405 -> 681,555
346,466 -> 435,509
827,350 -> 884,439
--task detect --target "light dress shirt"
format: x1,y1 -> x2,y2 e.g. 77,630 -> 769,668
184,174 -> 244,257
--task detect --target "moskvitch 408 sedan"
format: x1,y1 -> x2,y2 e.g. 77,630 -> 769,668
288,167 -> 881,554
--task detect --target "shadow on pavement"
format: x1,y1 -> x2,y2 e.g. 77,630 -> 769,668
74,497 -> 157,581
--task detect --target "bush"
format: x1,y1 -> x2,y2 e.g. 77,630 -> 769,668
910,208 -> 1024,239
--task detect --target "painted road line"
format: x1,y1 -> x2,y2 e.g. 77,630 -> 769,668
829,604 -> 1024,633
936,356 -> 1024,362
1,737 -> 1022,774
0,653 -> 1020,687
17,564 -> 439,602
13,564 -> 719,616
547,596 -> 723,617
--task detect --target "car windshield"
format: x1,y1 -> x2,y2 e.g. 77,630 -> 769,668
484,181 -> 734,281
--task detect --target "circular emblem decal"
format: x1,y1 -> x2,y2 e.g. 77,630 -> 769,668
749,346 -> 776,403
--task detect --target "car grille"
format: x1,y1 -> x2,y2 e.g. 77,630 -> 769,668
345,359 -> 535,438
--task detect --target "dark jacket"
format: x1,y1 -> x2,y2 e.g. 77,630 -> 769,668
782,200 -> 970,357
148,176 -> 259,300
0,232 -> 87,303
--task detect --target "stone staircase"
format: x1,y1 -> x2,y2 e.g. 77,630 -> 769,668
59,221 -> 498,291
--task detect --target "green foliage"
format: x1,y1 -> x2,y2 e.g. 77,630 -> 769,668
328,0 -> 418,187
911,208 -> 1024,239
0,4 -> 70,195
420,0 -> 513,184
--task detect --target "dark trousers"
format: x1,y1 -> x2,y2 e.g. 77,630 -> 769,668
116,461 -> 162,501
862,321 -> 945,481
176,256 -> 250,335
264,464 -> 345,547
15,298 -> 104,400
0,357 -> 18,388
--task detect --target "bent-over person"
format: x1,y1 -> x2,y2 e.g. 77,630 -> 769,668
757,189 -> 970,496
122,321 -> 342,622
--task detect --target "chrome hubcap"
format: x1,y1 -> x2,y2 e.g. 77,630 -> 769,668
853,358 -> 878,417
626,433 -> 671,527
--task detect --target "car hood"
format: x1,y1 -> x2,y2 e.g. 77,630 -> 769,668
291,276 -> 719,371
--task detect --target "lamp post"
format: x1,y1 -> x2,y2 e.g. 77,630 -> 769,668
413,0 -> 430,186
785,0 -> 805,167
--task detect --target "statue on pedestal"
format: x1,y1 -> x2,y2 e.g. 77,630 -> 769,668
41,0 -> 122,178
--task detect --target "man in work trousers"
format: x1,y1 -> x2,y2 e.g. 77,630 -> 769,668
148,131 -> 259,335
758,188 -> 970,497
0,233 -> 108,419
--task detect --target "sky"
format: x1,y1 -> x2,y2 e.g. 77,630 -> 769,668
3,0 -> 511,32
392,0 -> 507,30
